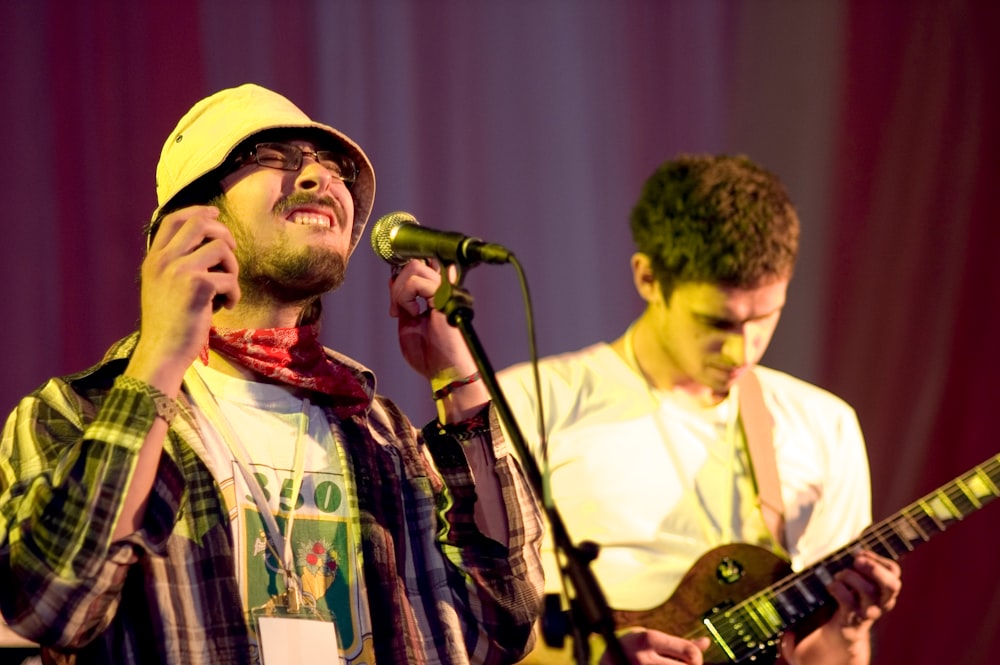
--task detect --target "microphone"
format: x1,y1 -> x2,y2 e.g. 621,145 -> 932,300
370,211 -> 512,266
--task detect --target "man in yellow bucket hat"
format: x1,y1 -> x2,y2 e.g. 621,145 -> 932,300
0,83 -> 544,665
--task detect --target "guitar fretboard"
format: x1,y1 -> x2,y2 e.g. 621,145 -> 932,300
699,453 -> 1000,663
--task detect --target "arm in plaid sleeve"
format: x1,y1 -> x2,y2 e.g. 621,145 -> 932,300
423,405 -> 545,664
0,375 -> 157,647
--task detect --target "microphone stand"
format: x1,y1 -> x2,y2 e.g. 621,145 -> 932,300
431,267 -> 629,665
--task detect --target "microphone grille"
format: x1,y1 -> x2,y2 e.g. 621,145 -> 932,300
370,211 -> 418,264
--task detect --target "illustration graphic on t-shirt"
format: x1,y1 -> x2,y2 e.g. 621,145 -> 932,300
240,467 -> 370,659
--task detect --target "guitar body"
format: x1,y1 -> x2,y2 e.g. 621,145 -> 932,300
613,544 -> 801,665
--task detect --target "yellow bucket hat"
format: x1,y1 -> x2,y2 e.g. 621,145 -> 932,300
151,83 -> 376,255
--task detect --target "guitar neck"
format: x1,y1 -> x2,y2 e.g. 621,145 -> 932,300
702,453 -> 1000,663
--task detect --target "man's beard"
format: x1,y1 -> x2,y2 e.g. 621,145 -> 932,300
217,197 -> 348,307
238,240 -> 347,304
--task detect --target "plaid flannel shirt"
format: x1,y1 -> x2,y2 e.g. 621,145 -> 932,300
0,333 -> 543,664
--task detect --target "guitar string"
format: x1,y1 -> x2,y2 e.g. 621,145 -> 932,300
688,458 -> 1000,660
688,459 -> 1000,655
717,455 -> 1000,643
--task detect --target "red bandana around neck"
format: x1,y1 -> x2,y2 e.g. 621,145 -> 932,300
204,323 -> 371,418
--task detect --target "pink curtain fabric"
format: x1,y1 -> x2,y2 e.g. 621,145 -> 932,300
1,1 -> 996,661
825,2 -> 1000,662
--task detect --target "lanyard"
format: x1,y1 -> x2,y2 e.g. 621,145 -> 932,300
185,364 -> 310,608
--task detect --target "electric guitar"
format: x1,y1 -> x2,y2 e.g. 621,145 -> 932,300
612,452 -> 1000,664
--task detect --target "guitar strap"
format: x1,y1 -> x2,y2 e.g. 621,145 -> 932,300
737,371 -> 787,550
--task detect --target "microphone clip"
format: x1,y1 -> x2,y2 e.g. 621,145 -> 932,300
433,263 -> 476,325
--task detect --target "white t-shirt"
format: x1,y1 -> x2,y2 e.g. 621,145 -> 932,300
186,363 -> 375,663
498,343 -> 871,611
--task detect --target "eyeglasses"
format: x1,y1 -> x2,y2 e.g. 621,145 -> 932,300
239,142 -> 359,188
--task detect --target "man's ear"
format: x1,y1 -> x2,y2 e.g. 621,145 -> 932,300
631,253 -> 660,303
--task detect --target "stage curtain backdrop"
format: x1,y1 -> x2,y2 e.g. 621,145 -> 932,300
1,1 -> 997,662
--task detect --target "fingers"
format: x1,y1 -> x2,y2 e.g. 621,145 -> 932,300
387,259 -> 443,318
778,631 -> 798,661
151,205 -> 235,255
828,550 -> 902,629
606,629 -> 706,665
146,205 -> 241,311
854,550 -> 902,611
133,205 -> 241,379
385,259 -> 479,385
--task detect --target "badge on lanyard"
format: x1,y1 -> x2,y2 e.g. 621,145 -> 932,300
251,584 -> 340,665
